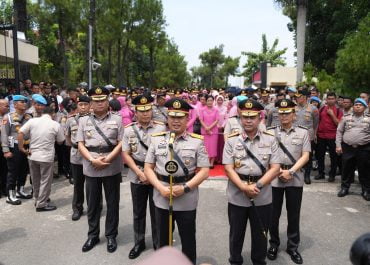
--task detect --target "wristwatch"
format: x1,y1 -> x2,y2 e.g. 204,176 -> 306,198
289,169 -> 296,176
256,181 -> 263,190
183,183 -> 191,193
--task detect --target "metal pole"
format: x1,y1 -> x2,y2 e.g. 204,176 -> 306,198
88,25 -> 92,90
12,25 -> 20,93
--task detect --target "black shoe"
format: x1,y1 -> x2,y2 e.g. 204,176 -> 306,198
286,250 -> 303,264
107,238 -> 117,253
82,237 -> 100,252
362,191 -> 370,201
36,205 -> 57,212
72,210 -> 82,221
337,188 -> 349,197
267,246 -> 278,260
304,176 -> 311,185
314,174 -> 325,180
128,243 -> 146,259
328,176 -> 335,182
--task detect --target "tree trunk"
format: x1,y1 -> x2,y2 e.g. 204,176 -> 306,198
296,0 -> 307,83
121,38 -> 130,86
149,45 -> 154,89
107,41 -> 112,83
57,9 -> 68,86
85,0 -> 96,83
116,38 -> 122,85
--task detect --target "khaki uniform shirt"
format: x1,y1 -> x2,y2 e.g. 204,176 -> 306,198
266,107 -> 280,127
55,110 -> 68,132
19,114 -> 65,163
269,125 -> 311,188
65,114 -> 86,165
336,113 -> 370,148
224,116 -> 243,136
294,104 -> 319,141
223,130 -> 280,207
145,132 -> 210,211
76,112 -> 124,177
122,121 -> 166,184
152,105 -> 168,124
1,112 -> 31,152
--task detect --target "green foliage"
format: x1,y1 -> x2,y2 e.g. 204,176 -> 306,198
335,13 -> 370,94
241,34 -> 287,83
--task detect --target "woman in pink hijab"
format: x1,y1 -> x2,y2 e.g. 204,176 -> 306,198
117,96 -> 134,126
215,95 -> 227,163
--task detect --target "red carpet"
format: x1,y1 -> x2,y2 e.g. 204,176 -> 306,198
208,164 -> 227,179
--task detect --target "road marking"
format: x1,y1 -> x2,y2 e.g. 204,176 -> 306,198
344,207 -> 359,213
326,213 -> 332,216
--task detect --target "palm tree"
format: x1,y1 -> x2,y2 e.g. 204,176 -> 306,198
241,34 -> 287,83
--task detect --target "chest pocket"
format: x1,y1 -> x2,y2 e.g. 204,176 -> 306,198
304,111 -> 311,121
258,143 -> 272,161
155,148 -> 168,157
233,143 -> 246,159
345,120 -> 354,130
71,125 -> 78,135
129,137 -> 138,153
360,119 -> 370,129
180,148 -> 196,167
106,124 -> 118,138
83,125 -> 95,139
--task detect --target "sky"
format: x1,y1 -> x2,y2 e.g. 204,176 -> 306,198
161,0 -> 296,86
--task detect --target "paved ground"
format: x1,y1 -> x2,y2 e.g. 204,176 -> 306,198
0,172 -> 369,265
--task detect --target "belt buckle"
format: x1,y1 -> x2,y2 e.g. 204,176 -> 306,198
352,144 -> 358,148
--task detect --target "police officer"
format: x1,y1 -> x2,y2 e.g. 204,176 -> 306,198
144,98 -> 210,264
224,109 -> 243,141
336,98 -> 370,201
152,90 -> 168,124
65,95 -> 91,221
76,86 -> 123,253
26,94 -> 47,118
122,94 -> 166,259
266,93 -> 286,127
266,99 -> 310,264
1,95 -> 32,205
223,99 -> 280,265
0,99 -> 9,198
294,89 -> 319,184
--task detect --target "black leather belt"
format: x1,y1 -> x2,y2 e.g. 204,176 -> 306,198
281,164 -> 293,170
156,173 -> 195,184
133,158 -> 144,167
72,143 -> 78,149
86,145 -> 116,153
238,174 -> 262,183
343,142 -> 370,149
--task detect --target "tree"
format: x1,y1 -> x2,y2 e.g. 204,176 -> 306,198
198,45 -> 225,88
335,13 -> 370,94
220,56 -> 240,88
241,34 -> 287,83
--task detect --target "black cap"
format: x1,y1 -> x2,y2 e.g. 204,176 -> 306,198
165,98 -> 193,117
238,99 -> 264,117
111,87 -> 123,95
132,94 -> 154,111
275,99 -> 296,113
77,95 -> 91,103
88,86 -> 110,100
295,89 -> 310,97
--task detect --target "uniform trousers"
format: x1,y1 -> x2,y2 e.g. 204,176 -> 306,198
55,143 -> 71,176
0,149 -> 8,195
130,182 -> 158,248
316,137 -> 337,177
6,144 -> 28,193
71,163 -> 85,213
155,206 -> 197,264
85,174 -> 120,239
28,160 -> 54,208
303,140 -> 314,178
341,143 -> 370,191
269,187 -> 303,251
228,203 -> 271,265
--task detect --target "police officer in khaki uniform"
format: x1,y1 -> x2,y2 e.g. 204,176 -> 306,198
65,95 -> 91,221
152,90 -> 168,124
26,94 -> 47,118
266,99 -> 310,264
122,94 -> 166,259
336,98 -> 370,201
223,99 -> 280,265
144,98 -> 210,264
294,89 -> 319,184
1,95 -> 32,205
224,112 -> 243,141
76,86 -> 124,253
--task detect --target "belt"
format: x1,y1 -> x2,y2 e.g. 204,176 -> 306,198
72,143 -> 78,149
238,174 -> 262,184
344,142 -> 370,149
86,145 -> 116,153
133,158 -> 144,167
13,140 -> 30,145
281,164 -> 293,170
156,173 -> 195,184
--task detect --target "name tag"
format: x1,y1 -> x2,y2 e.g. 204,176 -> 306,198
107,121 -> 117,125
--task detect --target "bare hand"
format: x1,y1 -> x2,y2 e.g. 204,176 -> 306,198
327,108 -> 334,117
4,152 -> 12,159
244,183 -> 260,198
336,147 -> 342,154
159,186 -> 171,198
91,156 -> 110,170
137,172 -> 149,184
279,169 -> 292,182
19,148 -> 31,156
172,185 -> 185,197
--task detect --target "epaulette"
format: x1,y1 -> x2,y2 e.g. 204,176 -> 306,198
227,132 -> 240,138
111,112 -> 120,116
24,113 -> 32,120
189,133 -> 204,140
344,113 -> 351,116
124,122 -> 136,128
153,120 -> 165,125
266,125 -> 278,130
366,113 -> 370,117
297,125 -> 308,130
151,131 -> 167,137
68,114 -> 77,118
263,130 -> 274,136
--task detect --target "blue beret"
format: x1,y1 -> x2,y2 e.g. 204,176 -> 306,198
32,95 -> 47,105
13,95 -> 28,102
310,96 -> 321,103
237,95 -> 248,103
354,98 -> 368,107
287,87 -> 297,93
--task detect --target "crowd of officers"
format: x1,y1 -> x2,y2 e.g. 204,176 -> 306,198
0,80 -> 369,265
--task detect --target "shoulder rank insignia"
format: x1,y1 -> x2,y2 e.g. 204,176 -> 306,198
263,130 -> 275,136
297,125 -> 308,130
227,132 -> 240,138
190,133 -> 204,140
124,122 -> 135,128
266,125 -> 278,130
153,120 -> 165,125
151,131 -> 167,137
